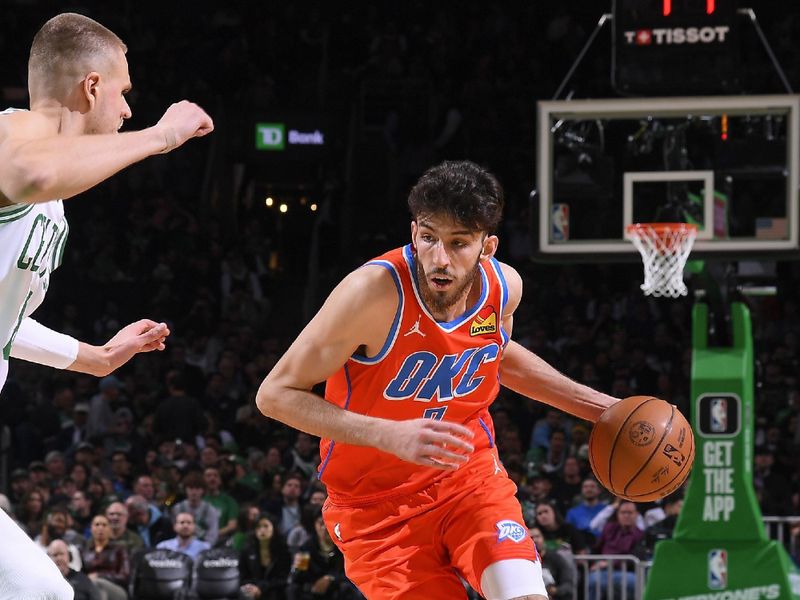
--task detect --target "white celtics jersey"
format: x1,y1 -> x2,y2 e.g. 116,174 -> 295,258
0,108 -> 68,390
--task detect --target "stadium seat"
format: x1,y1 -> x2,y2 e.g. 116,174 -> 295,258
193,547 -> 241,599
129,549 -> 193,600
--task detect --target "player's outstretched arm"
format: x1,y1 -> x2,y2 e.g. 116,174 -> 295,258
10,317 -> 168,377
495,261 -> 618,422
256,266 -> 474,470
0,101 -> 213,204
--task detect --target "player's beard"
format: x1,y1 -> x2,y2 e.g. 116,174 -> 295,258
415,255 -> 481,317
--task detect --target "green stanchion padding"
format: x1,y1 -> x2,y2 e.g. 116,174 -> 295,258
644,302 -> 800,600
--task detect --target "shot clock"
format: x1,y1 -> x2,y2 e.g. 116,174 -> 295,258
612,0 -> 740,95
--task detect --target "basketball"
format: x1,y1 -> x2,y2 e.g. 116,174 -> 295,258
589,396 -> 695,502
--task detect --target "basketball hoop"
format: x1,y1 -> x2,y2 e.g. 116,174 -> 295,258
625,223 -> 698,298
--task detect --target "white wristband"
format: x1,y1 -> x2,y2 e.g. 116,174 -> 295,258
9,318 -> 79,369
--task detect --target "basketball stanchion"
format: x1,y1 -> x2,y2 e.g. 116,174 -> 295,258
640,261 -> 800,599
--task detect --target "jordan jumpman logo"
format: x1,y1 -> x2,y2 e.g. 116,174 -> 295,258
404,315 -> 426,337
493,455 -> 503,475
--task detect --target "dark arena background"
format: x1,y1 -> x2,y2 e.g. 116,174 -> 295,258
1,2 -> 799,599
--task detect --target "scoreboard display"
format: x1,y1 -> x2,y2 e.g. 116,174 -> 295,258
612,0 -> 740,95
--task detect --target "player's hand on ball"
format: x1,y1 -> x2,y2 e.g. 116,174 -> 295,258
155,100 -> 214,152
381,418 -> 474,470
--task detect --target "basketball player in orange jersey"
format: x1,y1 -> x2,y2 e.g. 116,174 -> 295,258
257,160 -> 619,600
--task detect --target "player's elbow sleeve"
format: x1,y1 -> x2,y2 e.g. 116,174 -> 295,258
10,319 -> 79,369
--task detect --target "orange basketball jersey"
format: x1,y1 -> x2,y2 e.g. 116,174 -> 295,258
320,244 -> 510,504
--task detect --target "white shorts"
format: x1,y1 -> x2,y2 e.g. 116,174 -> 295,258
0,508 -> 74,600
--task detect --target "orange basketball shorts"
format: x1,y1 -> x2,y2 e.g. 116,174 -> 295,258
322,449 -> 539,599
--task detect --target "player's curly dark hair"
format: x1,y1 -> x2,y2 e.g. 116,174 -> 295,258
408,160 -> 504,234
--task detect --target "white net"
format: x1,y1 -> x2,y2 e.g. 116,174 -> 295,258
626,223 -> 698,298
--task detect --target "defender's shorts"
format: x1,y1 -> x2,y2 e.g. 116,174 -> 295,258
322,449 -> 540,599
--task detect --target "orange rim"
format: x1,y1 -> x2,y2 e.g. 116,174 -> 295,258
625,222 -> 698,236
626,222 -> 698,251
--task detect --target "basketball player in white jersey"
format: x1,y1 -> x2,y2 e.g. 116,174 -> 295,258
0,13 -> 213,599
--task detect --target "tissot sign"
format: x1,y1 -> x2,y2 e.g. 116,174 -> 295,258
612,0 -> 739,94
623,26 -> 730,46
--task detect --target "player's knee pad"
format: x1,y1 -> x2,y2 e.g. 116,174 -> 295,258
480,558 -> 547,600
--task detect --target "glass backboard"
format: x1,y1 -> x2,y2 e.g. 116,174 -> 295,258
535,95 -> 799,261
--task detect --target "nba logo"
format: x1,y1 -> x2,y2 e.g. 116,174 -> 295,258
552,204 -> 570,242
710,398 -> 727,433
708,549 -> 727,590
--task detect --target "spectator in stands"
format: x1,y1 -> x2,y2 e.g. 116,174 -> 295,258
229,453 -> 264,502
641,493 -> 684,559
567,423 -> 591,461
73,442 -> 97,470
156,512 -> 210,560
51,476 -> 78,508
124,494 -> 173,548
283,433 -> 320,480
45,451 -> 68,484
153,371 -> 207,444
587,501 -> 645,600
200,444 -> 221,470
28,461 -> 49,489
69,463 -> 90,492
262,447 -> 287,483
35,507 -> 84,571
529,428 -> 569,478
132,475 -> 159,510
566,477 -> 608,544
551,456 -> 584,508
521,473 -> 560,524
287,503 -> 318,556
106,502 -> 144,554
530,408 -> 571,451
287,505 -> 361,600
82,514 -> 131,600
534,500 -> 589,555
229,504 -> 263,552
86,476 -> 108,511
108,451 -> 133,500
590,496 -> 646,533
529,526 -> 575,600
262,473 -> 303,536
70,490 -> 94,538
240,513 -> 291,600
87,376 -> 125,439
17,489 -> 46,536
204,465 -> 239,541
307,487 -> 327,508
9,468 -> 32,510
753,445 -> 793,515
47,539 -> 102,600
171,472 -> 220,545
104,408 -> 144,461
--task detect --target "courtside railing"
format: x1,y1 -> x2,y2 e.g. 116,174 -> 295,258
570,517 -> 798,600
763,515 -> 800,560
573,554 -> 646,600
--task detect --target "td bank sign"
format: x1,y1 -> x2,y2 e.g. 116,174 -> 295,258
255,123 -> 325,151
